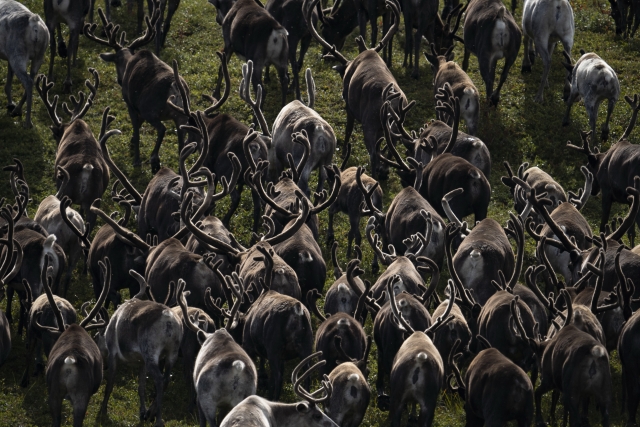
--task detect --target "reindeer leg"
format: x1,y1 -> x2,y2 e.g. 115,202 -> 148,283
71,394 -> 90,427
550,388 -> 560,426
269,356 -> 285,401
327,207 -> 336,246
20,336 -> 35,387
5,65 -> 15,113
251,188 -> 262,235
602,98 -> 616,141
100,356 -> 118,419
223,186 -> 242,228
147,118 -> 166,174
298,33 -> 312,74
5,287 -> 12,325
63,30 -> 78,93
161,0 -> 179,48
47,20 -> 56,81
492,53 -> 517,106
535,377 -> 553,427
138,364 -> 148,420
533,37 -> 551,103
343,111 -> 355,155
376,350 -> 389,410
462,47 -> 471,71
562,91 -> 579,126
403,10 -> 413,69
155,0 -> 167,55
599,192 -> 613,234
288,37 -> 300,98
276,63 -> 288,108
49,389 -> 64,427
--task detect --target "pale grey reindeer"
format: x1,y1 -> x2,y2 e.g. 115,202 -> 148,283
44,0 -> 92,92
521,0 -> 574,103
219,352 -> 338,427
270,68 -> 336,195
34,169 -> 86,297
96,271 -> 183,427
0,0 -> 49,128
562,50 -> 620,141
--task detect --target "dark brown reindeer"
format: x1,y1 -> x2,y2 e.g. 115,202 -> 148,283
219,352 -> 338,427
513,288 -> 612,427
367,261 -> 439,410
44,0 -> 91,93
324,246 -> 367,316
41,258 -> 110,427
387,276 -> 455,427
326,147 -> 383,256
317,0 -> 359,55
305,0 -> 408,180
85,3 -> 191,172
210,0 -> 290,106
448,338 -> 534,427
357,164 -> 446,273
20,258 -> 76,388
169,57 -> 271,235
323,350 -> 372,427
177,278 -> 257,427
461,0 -> 521,106
567,95 -> 640,243
35,70 -> 110,236
266,0 -> 318,99
307,287 -> 370,375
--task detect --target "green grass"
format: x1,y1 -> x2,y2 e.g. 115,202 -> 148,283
0,0 -> 639,425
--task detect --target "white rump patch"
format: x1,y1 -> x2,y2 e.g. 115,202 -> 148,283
232,360 -> 245,372
348,373 -> 360,382
337,318 -> 350,326
417,352 -> 428,361
294,303 -> 304,316
64,356 -> 75,364
591,345 -> 606,358
337,283 -> 349,293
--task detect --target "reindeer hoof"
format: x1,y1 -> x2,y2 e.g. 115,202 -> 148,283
411,69 -> 420,80
377,394 -> 390,411
325,233 -> 335,246
489,94 -> 500,107
601,130 -> 610,141
562,119 -> 570,127
6,103 -> 16,113
521,64 -> 532,73
57,43 -> 68,58
63,81 -> 72,94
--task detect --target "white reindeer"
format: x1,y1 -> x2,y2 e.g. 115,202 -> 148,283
521,0 -> 574,103
0,0 -> 48,128
562,50 -> 620,141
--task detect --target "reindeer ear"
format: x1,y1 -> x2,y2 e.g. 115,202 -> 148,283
197,330 -> 208,345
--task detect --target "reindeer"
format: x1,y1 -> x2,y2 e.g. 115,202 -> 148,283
387,277 -> 455,427
43,0 -> 91,93
210,0 -> 289,106
562,51 -> 620,141
96,276 -> 183,427
177,278 -> 257,427
324,357 -> 371,427
567,96 -> 640,239
0,214 -> 23,366
270,69 -> 336,195
368,263 -> 439,410
326,147 -> 383,256
324,246 -> 367,316
307,288 -> 369,375
317,0 -> 359,54
0,0 -> 48,128
219,352 -> 338,427
305,0 -> 408,180
41,258 -> 109,427
240,246 -> 314,400
266,0 -> 318,99
512,288 -> 612,427
448,339 -> 534,427
0,290 -> 8,366
521,0 -> 574,103
84,3 -> 191,172
21,259 -> 77,388
402,1 -> 465,79
424,46 -> 480,135
617,251 -> 640,426
34,170 -> 86,298
169,57 -> 270,235
35,70 -> 110,235
462,0 -> 521,106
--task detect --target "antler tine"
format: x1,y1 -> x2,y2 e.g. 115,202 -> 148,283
622,94 -> 640,140
355,167 -> 385,221
310,164 -> 341,215
42,256 -> 66,333
345,258 -> 365,297
35,75 -> 62,128
127,1 -> 161,51
251,163 -> 297,219
331,241 -> 343,280
264,196 -> 311,246
365,217 -> 395,265
374,0 -> 401,52
606,177 -> 640,241
222,273 -> 245,330
240,61 -> 271,138
67,68 -> 100,122
303,0 -> 348,64
292,351 -> 332,404
387,275 -> 416,333
60,196 -> 91,250
289,130 -> 311,184
524,217 -> 565,250
571,166 -> 593,210
566,130 -> 595,156
442,188 -> 464,227
201,52 -> 231,115
586,250 -> 616,314
425,280 -> 456,335
536,236 -> 562,290
80,258 -> 111,329
91,199 -> 150,251
333,335 -> 357,363
445,223 -> 478,312
525,264 -> 564,323
100,108 -> 142,205
506,213 -> 525,290
168,60 -> 191,117
510,296 -> 531,341
447,339 -> 466,395
616,246 -> 635,320
177,279 -> 205,335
